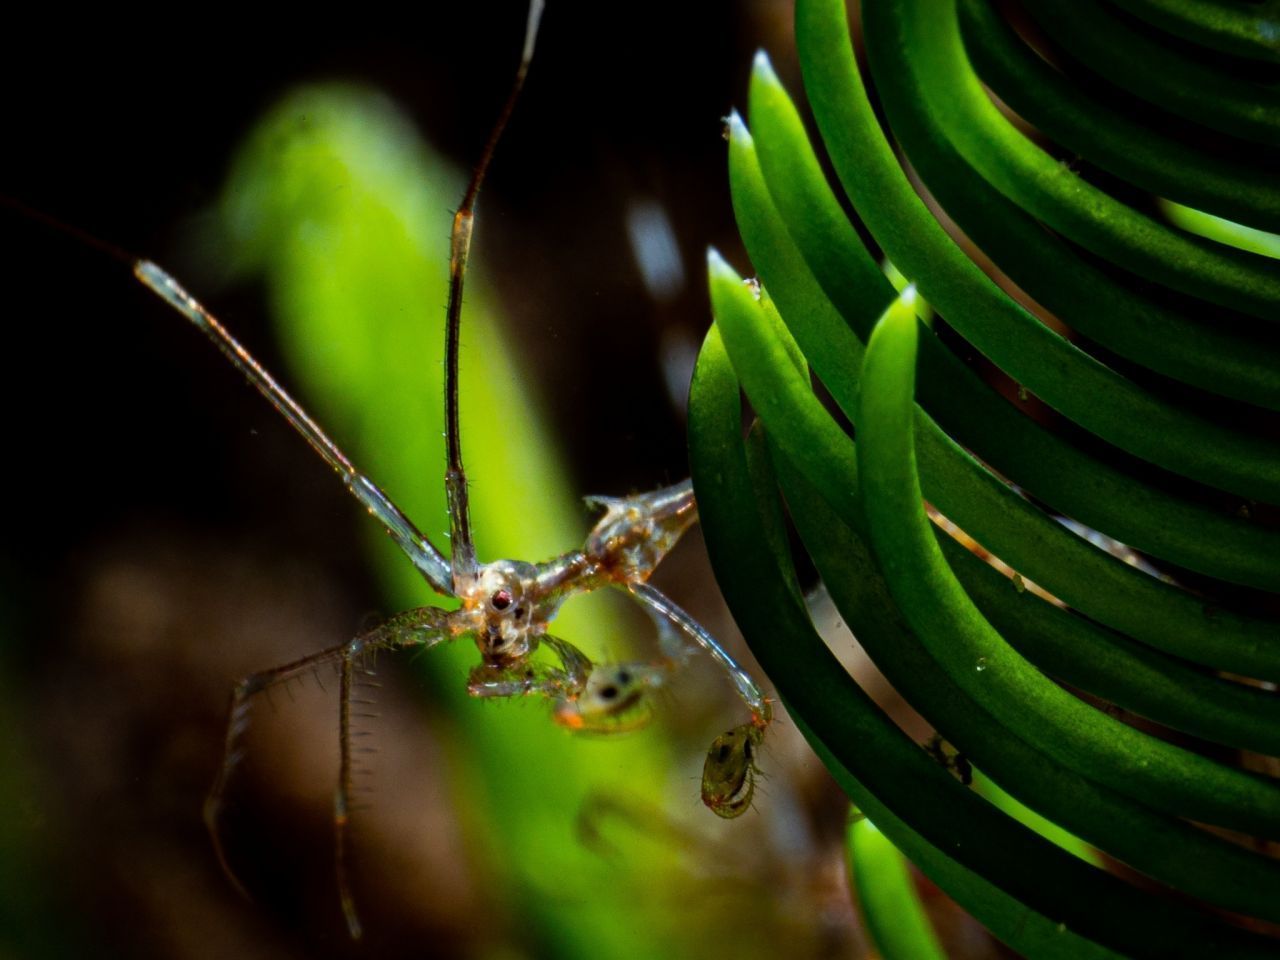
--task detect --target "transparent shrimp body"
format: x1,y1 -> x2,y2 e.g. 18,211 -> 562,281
130,0 -> 773,938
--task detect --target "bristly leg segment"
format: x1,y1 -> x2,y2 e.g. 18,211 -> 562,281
134,0 -> 771,938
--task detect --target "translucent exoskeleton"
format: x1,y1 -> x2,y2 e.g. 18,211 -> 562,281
129,0 -> 772,939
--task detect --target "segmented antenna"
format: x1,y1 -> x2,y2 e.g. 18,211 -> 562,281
133,261 -> 455,595
444,0 -> 547,586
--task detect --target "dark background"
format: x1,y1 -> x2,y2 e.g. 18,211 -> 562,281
0,4 -> 886,959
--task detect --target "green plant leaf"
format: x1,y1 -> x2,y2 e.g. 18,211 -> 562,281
727,99 -> 1280,678
216,82 -> 700,960
847,817 -> 947,960
690,286 -> 1280,957
704,0 -> 1280,953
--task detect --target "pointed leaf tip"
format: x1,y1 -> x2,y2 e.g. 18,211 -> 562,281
880,282 -> 922,339
752,49 -> 778,82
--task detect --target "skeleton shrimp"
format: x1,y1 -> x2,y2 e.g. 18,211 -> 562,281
127,0 -> 772,938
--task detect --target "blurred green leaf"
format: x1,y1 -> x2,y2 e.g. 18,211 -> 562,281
846,817 -> 947,960
216,83 -> 694,959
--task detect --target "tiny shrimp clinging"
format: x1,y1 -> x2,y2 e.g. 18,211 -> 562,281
128,0 -> 773,940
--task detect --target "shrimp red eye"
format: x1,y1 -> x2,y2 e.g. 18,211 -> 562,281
490,589 -> 513,610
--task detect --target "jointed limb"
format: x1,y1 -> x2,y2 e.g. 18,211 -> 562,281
134,261 -> 455,595
204,607 -> 453,925
627,581 -> 771,725
205,640 -> 355,901
336,650 -> 362,938
443,1 -> 546,588
627,582 -> 772,818
466,663 -> 579,700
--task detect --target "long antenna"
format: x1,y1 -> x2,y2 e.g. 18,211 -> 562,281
444,0 -> 547,586
134,261 -> 455,596
3,154 -> 460,600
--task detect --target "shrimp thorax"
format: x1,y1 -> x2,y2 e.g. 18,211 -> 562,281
457,559 -> 543,664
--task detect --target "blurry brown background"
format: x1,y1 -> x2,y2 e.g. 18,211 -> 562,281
0,3 -> 906,958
